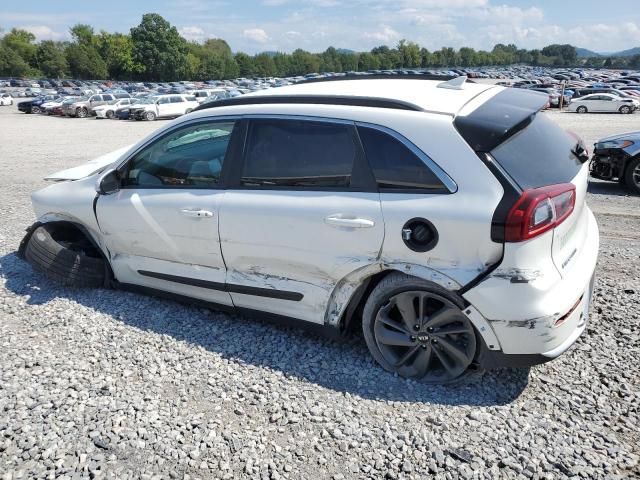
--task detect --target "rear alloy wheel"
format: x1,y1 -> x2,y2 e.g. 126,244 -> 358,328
576,106 -> 588,113
363,273 -> 477,383
77,107 -> 88,118
624,156 -> 640,195
106,110 -> 115,119
620,105 -> 632,114
145,111 -> 156,121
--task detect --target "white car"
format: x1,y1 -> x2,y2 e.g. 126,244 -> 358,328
569,93 -> 639,113
92,98 -> 136,119
129,94 -> 199,121
0,93 -> 12,106
193,89 -> 230,104
20,77 -> 599,384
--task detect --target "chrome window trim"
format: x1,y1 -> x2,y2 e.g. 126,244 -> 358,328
355,121 -> 458,193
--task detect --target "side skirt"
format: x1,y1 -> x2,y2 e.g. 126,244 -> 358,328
114,281 -> 344,341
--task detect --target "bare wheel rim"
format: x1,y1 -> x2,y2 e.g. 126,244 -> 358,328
633,163 -> 640,187
373,291 -> 476,382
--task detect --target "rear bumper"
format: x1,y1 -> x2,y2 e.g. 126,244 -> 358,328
465,208 -> 599,367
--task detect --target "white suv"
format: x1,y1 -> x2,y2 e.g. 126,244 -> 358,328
130,94 -> 199,121
19,77 -> 599,384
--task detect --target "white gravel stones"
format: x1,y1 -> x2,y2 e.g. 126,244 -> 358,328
1,105 -> 639,479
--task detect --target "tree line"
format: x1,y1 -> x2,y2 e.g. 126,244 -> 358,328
1,13 -> 638,81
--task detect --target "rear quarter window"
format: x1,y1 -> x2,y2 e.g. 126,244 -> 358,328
490,114 -> 582,190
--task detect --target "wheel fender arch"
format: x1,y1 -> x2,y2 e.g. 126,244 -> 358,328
324,262 -> 462,330
19,217 -> 113,281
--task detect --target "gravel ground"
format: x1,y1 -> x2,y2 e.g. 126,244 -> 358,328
0,105 -> 639,480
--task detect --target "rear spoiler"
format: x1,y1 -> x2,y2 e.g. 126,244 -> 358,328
454,89 -> 549,152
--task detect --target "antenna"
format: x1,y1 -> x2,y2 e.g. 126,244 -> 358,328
437,76 -> 467,90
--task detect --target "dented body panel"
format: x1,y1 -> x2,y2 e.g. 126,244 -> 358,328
463,208 -> 598,355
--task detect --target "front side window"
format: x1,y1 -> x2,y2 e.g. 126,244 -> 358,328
123,121 -> 235,188
241,119 -> 356,188
358,126 -> 446,191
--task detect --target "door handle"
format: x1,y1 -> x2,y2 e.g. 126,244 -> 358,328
180,209 -> 213,218
325,215 -> 375,228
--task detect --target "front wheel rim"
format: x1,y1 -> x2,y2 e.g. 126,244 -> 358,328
373,291 -> 476,382
632,163 -> 640,187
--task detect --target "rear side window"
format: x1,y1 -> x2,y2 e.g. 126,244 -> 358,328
358,126 -> 446,191
490,114 -> 582,190
241,119 -> 356,188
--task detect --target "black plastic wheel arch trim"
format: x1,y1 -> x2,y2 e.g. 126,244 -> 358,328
137,270 -> 304,301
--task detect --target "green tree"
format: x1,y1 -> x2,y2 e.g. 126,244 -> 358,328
235,52 -> 253,76
36,41 -> 68,77
253,53 -> 276,76
397,40 -> 421,68
65,43 -> 108,79
97,32 -> 143,79
130,13 -> 188,81
0,43 -> 31,76
458,47 -> 477,67
1,28 -> 38,70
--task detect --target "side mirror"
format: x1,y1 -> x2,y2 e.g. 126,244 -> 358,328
96,169 -> 121,195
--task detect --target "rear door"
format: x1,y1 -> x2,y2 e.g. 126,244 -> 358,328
219,117 -> 384,324
156,97 -> 172,117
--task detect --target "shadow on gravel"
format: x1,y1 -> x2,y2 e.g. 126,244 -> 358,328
587,179 -> 632,197
1,251 -> 530,406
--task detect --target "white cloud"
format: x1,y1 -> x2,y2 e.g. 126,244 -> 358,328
363,25 -> 400,43
19,25 -> 67,41
178,26 -> 216,42
243,28 -> 270,44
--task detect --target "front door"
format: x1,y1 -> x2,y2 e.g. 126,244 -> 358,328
97,119 -> 238,306
219,117 -> 385,324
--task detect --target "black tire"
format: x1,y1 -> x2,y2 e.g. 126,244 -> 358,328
620,105 -> 632,114
576,106 -> 588,113
24,224 -> 105,288
624,156 -> 640,195
31,106 -> 41,114
145,111 -> 156,121
362,272 -> 477,384
106,110 -> 115,119
77,107 -> 88,118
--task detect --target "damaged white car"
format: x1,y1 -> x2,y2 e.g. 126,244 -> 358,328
19,76 -> 599,384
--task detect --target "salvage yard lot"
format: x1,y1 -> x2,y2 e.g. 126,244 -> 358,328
0,104 -> 638,479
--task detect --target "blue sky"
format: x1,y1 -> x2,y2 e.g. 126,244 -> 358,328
2,0 -> 640,54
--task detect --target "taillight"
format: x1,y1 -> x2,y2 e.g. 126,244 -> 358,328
505,183 -> 576,242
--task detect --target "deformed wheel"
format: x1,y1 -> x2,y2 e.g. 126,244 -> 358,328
363,273 -> 477,383
23,224 -> 106,288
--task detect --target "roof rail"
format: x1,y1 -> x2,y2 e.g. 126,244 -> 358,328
295,73 -> 458,84
194,94 -> 424,112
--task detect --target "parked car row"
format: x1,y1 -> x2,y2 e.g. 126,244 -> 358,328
6,67 -> 640,119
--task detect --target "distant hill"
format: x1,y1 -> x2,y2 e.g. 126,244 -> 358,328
611,47 -> 640,57
576,48 -> 601,58
577,46 -> 640,58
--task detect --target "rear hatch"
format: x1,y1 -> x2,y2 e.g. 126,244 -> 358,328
488,113 -> 588,277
